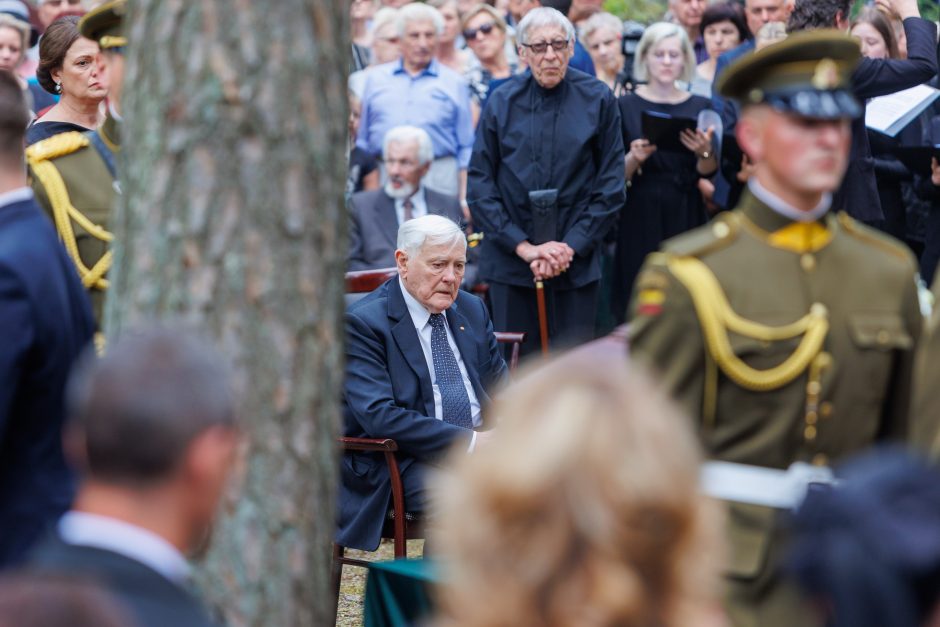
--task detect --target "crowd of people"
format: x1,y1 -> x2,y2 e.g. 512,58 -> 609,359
4,0 -> 940,626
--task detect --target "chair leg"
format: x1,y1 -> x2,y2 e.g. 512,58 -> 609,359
331,544 -> 344,621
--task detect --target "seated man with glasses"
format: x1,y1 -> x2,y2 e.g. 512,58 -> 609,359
468,6 -> 624,357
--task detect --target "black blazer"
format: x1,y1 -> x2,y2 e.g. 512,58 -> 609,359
29,536 -> 219,627
836,17 -> 937,223
0,197 -> 95,568
348,188 -> 464,271
338,278 -> 507,550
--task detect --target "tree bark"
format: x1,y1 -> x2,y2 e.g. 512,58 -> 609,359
105,1 -> 348,625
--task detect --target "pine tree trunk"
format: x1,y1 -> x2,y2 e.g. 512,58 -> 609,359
105,2 -> 348,625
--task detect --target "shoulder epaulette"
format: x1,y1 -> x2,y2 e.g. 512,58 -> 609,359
662,213 -> 740,258
836,212 -> 915,265
25,132 -> 89,164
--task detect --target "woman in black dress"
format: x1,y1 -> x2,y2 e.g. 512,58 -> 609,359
611,22 -> 717,322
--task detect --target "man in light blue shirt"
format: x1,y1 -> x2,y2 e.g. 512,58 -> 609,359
357,3 -> 474,203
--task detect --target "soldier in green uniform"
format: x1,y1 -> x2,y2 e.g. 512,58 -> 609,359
627,31 -> 923,627
26,0 -> 126,330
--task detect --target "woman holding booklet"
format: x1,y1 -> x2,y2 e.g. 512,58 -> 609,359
611,22 -> 718,323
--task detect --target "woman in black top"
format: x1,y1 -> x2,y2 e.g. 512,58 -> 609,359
611,22 -> 717,322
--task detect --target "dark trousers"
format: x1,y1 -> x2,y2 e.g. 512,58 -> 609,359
488,280 -> 599,358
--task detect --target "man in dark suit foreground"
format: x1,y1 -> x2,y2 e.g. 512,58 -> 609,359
338,214 -> 507,551
29,328 -> 240,627
348,125 -> 465,272
0,69 -> 95,569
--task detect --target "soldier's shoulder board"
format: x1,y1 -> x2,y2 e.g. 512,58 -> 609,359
836,212 -> 916,266
662,214 -> 740,258
25,132 -> 90,164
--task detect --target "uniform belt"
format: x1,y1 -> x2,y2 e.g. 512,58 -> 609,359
701,460 -> 837,509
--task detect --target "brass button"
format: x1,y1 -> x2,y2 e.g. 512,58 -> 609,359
801,254 -> 816,272
876,330 -> 890,345
806,381 -> 821,396
804,425 -> 817,441
810,303 -> 828,318
713,222 -> 730,239
806,411 -> 818,425
812,453 -> 828,466
820,402 -> 833,418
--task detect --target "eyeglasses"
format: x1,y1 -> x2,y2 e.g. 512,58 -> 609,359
41,0 -> 81,6
462,22 -> 497,41
520,39 -> 569,55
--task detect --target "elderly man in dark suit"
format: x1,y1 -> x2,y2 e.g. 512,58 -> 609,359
0,67 -> 95,569
348,125 -> 464,272
29,328 -> 239,627
338,214 -> 507,551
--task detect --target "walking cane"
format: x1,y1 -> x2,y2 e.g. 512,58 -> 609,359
535,279 -> 549,356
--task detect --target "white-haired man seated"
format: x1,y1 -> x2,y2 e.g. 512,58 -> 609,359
356,2 -> 474,198
348,125 -> 464,272
337,215 -> 507,551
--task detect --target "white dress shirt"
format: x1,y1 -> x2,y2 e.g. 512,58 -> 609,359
58,511 -> 191,583
749,178 -> 831,223
399,278 -> 482,429
395,187 -> 428,225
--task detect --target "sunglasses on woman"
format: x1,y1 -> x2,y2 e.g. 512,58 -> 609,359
462,22 -> 497,41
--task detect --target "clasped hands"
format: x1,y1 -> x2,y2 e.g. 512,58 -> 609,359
515,240 -> 574,281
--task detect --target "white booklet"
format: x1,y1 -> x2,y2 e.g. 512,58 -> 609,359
866,84 -> 940,137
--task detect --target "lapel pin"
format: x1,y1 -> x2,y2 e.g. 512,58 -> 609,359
460,326 -> 465,331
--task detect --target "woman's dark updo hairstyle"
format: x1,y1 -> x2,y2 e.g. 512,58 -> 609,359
36,15 -> 82,95
700,2 -> 752,43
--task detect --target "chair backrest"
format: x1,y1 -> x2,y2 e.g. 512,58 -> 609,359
346,267 -> 398,293
494,331 -> 526,372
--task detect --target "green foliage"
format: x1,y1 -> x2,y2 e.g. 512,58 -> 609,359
918,0 -> 939,22
602,0 -> 666,24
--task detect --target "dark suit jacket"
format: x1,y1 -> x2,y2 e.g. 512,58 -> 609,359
0,196 -> 95,568
348,188 -> 464,271
29,535 -> 219,627
338,278 -> 507,550
711,39 -> 754,211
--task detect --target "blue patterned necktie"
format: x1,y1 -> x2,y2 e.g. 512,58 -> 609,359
428,313 -> 473,429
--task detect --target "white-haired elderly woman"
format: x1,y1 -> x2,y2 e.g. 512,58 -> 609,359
580,12 -> 626,95
610,21 -> 717,323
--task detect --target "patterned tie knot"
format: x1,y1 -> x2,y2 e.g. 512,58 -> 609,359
429,312 -> 445,328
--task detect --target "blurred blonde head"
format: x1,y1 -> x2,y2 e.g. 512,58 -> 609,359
433,355 -> 724,627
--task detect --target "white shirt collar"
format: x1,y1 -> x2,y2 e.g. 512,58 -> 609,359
399,277 -> 435,329
748,178 -> 831,223
58,511 -> 191,583
0,187 -> 33,209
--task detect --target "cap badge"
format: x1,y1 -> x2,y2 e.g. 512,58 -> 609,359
812,58 -> 839,90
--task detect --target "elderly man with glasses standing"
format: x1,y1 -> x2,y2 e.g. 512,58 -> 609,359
468,7 -> 624,357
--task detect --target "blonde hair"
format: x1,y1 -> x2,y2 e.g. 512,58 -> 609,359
0,15 -> 29,65
633,21 -> 696,84
432,355 -> 724,627
460,4 -> 507,34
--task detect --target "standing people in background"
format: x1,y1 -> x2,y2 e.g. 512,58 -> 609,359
346,91 -> 380,196
690,2 -> 749,98
668,0 -> 707,63
0,1 -> 52,114
567,0 -> 603,28
347,7 -> 400,99
428,0 -> 472,74
27,0 -> 126,328
629,32 -> 923,627
349,126 -> 465,272
357,2 -> 474,202
0,69 -> 95,570
0,10 -> 34,112
851,7 -> 912,244
29,327 -> 239,627
787,0 -> 937,229
581,12 -> 626,96
710,0 -> 793,212
350,0 -> 379,72
611,22 -> 716,322
26,15 -> 105,146
469,7 -> 624,355
462,5 -> 519,114
35,0 -> 81,31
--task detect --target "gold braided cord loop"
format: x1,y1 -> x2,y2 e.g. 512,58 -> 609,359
29,160 -> 112,290
667,255 -> 829,392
